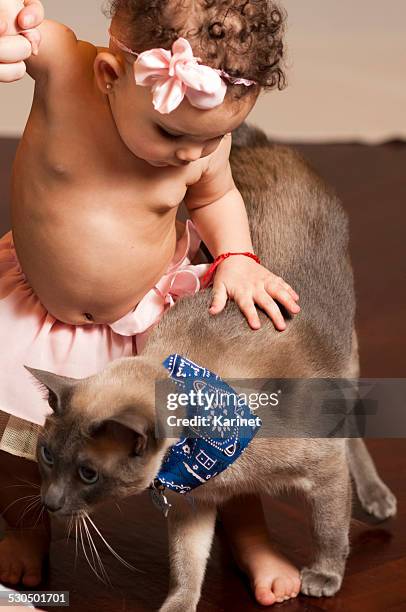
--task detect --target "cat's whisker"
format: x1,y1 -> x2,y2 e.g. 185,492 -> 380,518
84,512 -> 144,574
16,476 -> 41,489
81,517 -> 99,577
78,518 -> 106,584
66,515 -> 74,543
3,483 -> 41,490
17,495 -> 42,525
18,499 -> 42,527
82,519 -> 112,586
82,516 -> 111,585
3,493 -> 40,518
33,503 -> 46,528
115,502 -> 123,514
17,493 -> 40,511
74,518 -> 79,568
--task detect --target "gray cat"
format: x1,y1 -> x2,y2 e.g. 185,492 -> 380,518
29,125 -> 397,612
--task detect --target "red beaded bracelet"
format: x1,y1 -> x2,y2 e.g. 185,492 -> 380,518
201,252 -> 261,288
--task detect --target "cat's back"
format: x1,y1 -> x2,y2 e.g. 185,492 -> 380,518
230,127 -> 355,369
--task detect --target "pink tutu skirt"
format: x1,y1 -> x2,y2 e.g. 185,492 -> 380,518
0,221 -> 209,459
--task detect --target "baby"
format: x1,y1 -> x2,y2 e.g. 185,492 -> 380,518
0,0 -> 301,605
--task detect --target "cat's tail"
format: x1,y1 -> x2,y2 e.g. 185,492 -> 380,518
346,438 -> 397,520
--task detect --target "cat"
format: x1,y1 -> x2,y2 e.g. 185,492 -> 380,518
29,124 -> 397,612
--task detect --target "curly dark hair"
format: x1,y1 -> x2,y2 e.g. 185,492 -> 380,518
107,0 -> 287,100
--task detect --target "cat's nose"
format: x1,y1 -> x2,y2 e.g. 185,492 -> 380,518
44,501 -> 63,513
44,485 -> 65,513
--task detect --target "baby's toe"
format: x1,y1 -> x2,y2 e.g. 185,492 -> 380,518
22,566 -> 42,587
0,563 -> 8,582
8,563 -> 23,584
1,562 -> 19,585
0,570 -> 10,583
273,576 -> 299,602
253,581 -> 277,606
291,576 -> 301,596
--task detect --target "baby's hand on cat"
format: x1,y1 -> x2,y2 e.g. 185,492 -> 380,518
209,256 -> 300,331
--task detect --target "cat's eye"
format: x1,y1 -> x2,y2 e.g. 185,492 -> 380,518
40,445 -> 54,466
78,466 -> 99,485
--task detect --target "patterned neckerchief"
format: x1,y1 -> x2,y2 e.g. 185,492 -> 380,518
150,354 -> 261,515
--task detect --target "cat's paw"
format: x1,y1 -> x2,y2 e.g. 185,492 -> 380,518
300,567 -> 343,597
159,594 -> 196,612
358,480 -> 397,520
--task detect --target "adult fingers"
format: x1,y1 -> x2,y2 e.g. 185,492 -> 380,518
0,60 -> 26,81
18,0 -> 44,30
0,33 -> 31,62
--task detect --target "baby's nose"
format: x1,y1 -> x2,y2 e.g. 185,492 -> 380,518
176,146 -> 203,163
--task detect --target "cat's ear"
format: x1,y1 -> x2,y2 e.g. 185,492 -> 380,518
109,409 -> 153,457
25,366 -> 79,415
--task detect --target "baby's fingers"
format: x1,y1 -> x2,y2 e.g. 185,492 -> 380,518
255,295 -> 286,331
266,283 -> 301,315
286,284 -> 299,301
209,282 -> 228,315
235,296 -> 261,330
276,277 -> 299,301
21,27 -> 40,55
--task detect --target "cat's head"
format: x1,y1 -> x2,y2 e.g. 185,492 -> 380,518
27,358 -> 174,518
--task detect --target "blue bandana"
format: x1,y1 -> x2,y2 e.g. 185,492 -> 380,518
154,354 -> 262,498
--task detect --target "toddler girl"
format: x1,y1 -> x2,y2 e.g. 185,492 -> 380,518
0,0 -> 300,604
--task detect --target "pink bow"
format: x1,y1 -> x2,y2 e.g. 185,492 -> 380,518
133,38 -> 228,114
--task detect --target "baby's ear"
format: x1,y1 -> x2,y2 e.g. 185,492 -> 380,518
24,366 -> 79,415
94,51 -> 125,94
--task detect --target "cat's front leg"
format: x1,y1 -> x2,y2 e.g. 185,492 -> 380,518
301,458 -> 352,598
159,495 -> 217,612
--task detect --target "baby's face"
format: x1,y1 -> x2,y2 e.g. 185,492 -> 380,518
108,67 -> 255,167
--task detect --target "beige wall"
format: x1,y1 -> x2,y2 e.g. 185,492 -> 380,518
1,0 -> 405,142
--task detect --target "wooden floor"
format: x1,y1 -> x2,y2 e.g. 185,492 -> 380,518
1,139 -> 405,611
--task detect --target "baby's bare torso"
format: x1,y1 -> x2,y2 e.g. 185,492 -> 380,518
11,41 -> 204,325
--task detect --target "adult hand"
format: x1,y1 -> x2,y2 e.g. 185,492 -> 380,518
0,0 -> 44,82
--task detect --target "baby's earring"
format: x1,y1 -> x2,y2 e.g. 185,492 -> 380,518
106,83 -> 113,92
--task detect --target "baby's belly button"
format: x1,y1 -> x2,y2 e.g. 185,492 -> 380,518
51,308 -> 134,327
30,257 -> 170,325
42,296 -> 138,326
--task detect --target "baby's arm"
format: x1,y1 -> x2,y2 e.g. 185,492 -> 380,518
185,135 -> 300,330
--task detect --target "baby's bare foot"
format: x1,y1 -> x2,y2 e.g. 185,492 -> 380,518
235,540 -> 301,606
0,525 -> 50,587
221,495 -> 301,606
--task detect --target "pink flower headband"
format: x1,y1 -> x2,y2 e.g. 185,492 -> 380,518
109,32 -> 257,114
